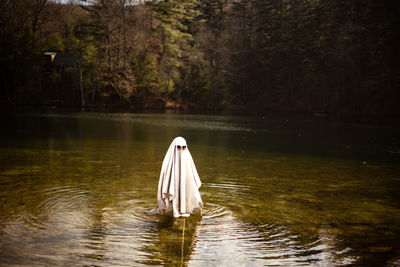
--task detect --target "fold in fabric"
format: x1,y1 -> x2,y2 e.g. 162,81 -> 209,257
146,137 -> 203,217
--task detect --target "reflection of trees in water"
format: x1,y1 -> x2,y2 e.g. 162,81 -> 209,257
142,214 -> 201,266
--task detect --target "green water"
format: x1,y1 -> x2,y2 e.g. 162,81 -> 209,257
0,111 -> 399,266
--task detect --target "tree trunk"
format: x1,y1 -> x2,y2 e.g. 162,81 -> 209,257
174,67 -> 190,110
165,78 -> 170,108
80,67 -> 85,108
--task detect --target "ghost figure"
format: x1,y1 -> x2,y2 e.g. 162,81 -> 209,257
146,137 -> 203,217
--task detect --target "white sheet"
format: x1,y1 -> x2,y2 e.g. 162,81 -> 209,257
147,137 -> 203,217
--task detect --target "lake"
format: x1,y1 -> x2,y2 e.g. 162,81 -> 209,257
0,110 -> 399,266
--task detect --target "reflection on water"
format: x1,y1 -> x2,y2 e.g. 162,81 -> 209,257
0,111 -> 399,266
142,215 -> 202,266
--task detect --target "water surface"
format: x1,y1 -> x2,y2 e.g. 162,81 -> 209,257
0,110 -> 399,266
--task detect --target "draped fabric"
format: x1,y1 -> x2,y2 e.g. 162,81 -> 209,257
146,137 -> 203,217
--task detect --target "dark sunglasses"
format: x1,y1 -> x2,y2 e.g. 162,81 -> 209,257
177,145 -> 187,150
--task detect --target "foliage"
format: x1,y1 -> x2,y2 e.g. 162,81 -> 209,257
0,0 -> 398,115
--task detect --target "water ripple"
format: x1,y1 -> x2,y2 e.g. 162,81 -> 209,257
189,201 -> 357,266
35,113 -> 255,132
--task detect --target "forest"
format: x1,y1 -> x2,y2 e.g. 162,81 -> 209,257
0,0 -> 399,115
